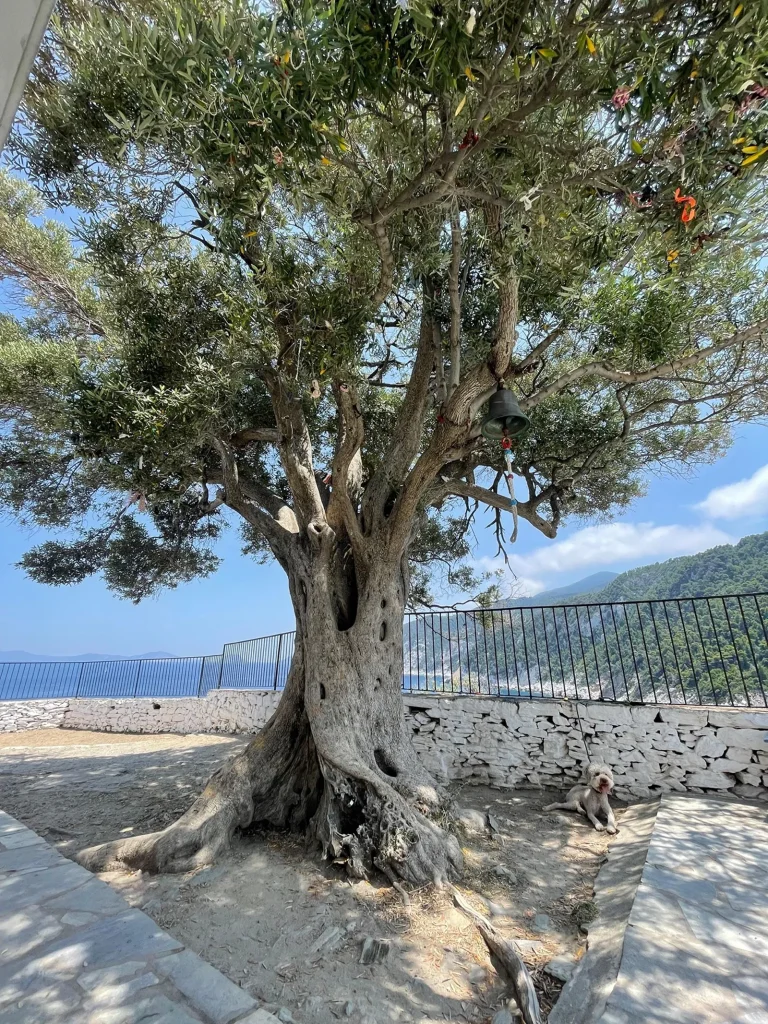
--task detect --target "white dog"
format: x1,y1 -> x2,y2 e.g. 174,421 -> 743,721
544,762 -> 618,834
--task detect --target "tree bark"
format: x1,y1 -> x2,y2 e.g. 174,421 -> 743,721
77,557 -> 463,885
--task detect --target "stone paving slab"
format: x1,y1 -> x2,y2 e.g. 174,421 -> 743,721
0,809 -> 280,1024
0,858 -> 93,913
548,801 -> 659,1024
598,795 -> 768,1024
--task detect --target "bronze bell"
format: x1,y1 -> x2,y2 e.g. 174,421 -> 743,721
480,385 -> 530,440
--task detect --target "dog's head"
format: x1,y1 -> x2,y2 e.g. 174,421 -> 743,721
585,762 -> 614,795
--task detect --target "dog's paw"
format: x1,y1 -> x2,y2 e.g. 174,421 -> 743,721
593,823 -> 605,832
606,825 -> 618,835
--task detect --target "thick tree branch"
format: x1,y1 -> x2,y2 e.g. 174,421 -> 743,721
430,478 -> 558,539
387,234 -> 519,551
260,361 -> 327,530
212,439 -> 297,568
448,209 -> 462,395
201,485 -> 225,514
239,476 -> 299,533
327,380 -> 366,559
370,222 -> 395,308
208,450 -> 297,530
363,292 -> 438,523
230,426 -> 280,447
433,320 -> 446,406
441,209 -> 519,427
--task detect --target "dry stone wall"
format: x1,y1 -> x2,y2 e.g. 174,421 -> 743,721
0,699 -> 68,732
406,696 -> 768,801
4,691 -> 768,801
63,689 -> 283,735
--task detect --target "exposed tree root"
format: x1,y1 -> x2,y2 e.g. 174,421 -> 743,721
77,629 -> 463,886
77,661 -> 321,873
77,780 -> 247,874
77,704 -> 461,886
452,887 -> 542,1024
374,858 -> 412,909
78,745 -> 462,885
310,760 -> 463,885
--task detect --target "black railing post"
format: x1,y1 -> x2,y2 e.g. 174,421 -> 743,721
197,656 -> 206,698
273,634 -> 283,690
217,648 -> 225,689
74,661 -> 85,699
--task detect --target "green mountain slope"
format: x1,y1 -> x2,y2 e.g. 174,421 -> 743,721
584,531 -> 768,603
404,532 -> 768,705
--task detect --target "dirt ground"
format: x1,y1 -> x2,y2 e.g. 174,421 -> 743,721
0,729 -> 622,1023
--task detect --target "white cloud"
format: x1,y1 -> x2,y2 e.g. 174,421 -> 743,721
502,521 -> 734,579
474,559 -> 546,598
696,464 -> 768,521
513,576 -> 548,597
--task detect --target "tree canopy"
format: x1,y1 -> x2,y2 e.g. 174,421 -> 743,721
2,0 -> 768,606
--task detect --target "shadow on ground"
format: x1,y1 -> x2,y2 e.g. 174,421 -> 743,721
0,733 -> 619,1023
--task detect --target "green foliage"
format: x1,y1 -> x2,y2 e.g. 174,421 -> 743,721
21,513 -> 221,601
0,0 -> 767,603
0,316 -> 76,415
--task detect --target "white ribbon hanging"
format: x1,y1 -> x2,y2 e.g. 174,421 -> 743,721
503,447 -> 519,543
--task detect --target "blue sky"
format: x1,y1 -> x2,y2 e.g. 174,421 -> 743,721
477,421 -> 768,596
2,420 -> 767,656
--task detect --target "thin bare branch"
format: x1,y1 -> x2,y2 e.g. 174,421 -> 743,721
523,320 -> 768,409
512,324 -> 566,375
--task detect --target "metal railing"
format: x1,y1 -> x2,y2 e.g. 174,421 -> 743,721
219,632 -> 295,691
0,654 -> 223,701
3,594 -> 768,707
403,595 -> 768,707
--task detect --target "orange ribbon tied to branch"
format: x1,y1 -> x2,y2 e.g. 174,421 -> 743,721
674,187 -> 697,223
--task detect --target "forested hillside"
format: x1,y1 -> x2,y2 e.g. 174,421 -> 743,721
585,532 -> 768,603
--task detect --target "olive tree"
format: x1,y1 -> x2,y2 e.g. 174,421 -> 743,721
2,0 -> 768,881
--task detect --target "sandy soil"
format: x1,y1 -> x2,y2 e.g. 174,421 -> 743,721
0,729 -> 622,1023
0,728 -> 227,748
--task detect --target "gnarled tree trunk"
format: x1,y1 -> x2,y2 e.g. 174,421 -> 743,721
76,261 -> 513,888
77,554 -> 463,885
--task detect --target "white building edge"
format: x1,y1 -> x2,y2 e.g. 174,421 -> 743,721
0,0 -> 57,151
